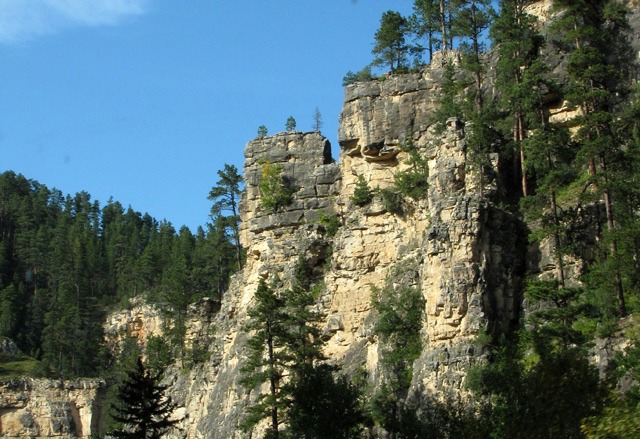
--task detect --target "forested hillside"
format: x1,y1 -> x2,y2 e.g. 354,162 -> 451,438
0,170 -> 238,378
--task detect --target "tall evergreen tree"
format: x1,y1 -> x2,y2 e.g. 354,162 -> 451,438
110,357 -> 178,439
373,11 -> 410,72
411,0 -> 442,63
491,0 -> 544,197
208,164 -> 244,269
241,280 -> 290,438
551,0 -> 633,315
451,0 -> 494,112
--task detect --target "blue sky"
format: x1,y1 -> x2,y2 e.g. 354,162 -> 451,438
1,0 -> 415,231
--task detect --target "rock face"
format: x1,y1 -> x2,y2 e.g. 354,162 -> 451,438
165,131 -> 341,438
167,59 -> 524,438
103,298 -> 165,355
0,378 -> 105,438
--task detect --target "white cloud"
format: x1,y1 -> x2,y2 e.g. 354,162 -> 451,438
0,0 -> 148,43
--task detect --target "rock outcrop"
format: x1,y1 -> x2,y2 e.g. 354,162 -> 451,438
166,56 -> 524,437
0,378 -> 105,438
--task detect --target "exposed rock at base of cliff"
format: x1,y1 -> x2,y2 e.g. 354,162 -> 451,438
0,378 -> 105,438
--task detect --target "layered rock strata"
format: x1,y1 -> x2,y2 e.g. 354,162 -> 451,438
169,61 -> 523,437
0,378 -> 105,438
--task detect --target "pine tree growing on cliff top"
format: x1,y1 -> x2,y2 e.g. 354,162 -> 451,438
373,10 -> 410,72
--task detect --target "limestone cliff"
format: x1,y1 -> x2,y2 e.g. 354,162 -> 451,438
0,378 -> 105,438
6,2 -> 639,437
165,57 -> 525,437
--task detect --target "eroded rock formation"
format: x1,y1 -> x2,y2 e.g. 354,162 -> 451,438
163,55 -> 525,437
0,378 -> 105,438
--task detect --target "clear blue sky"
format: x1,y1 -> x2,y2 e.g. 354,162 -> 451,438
1,0 -> 415,231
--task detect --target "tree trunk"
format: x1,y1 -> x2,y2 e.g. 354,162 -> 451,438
266,322 -> 280,439
601,154 -> 626,316
551,191 -> 566,287
518,111 -> 528,197
440,0 -> 448,52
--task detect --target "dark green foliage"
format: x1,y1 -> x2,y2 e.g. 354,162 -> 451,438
240,280 -> 290,437
208,163 -> 244,269
379,188 -> 405,216
288,365 -> 364,439
0,170 -> 237,378
468,278 -> 606,438
469,335 -> 605,439
371,276 -> 425,437
410,0 -> 442,64
286,116 -> 297,132
110,357 -> 178,439
373,11 -> 410,72
257,125 -> 268,138
394,138 -> 429,201
342,66 -> 375,86
318,213 -> 341,238
451,0 -> 494,112
525,279 -> 591,351
242,258 -> 363,438
582,339 -> 640,438
372,283 -> 424,389
350,175 -> 374,207
145,335 -> 173,373
465,111 -> 503,196
548,0 -> 636,316
432,61 -> 465,131
491,0 -> 546,197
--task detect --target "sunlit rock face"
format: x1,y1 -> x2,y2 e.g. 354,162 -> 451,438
0,378 -> 105,438
166,55 -> 526,437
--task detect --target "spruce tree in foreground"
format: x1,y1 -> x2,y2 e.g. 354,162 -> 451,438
110,358 -> 178,439
240,280 -> 290,438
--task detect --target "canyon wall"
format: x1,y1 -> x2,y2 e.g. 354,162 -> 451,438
167,56 -> 524,437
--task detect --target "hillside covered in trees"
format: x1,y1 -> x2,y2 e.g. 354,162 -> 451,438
0,170 -> 239,378
2,0 -> 640,438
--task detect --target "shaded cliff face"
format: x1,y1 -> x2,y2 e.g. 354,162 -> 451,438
336,72 -> 523,397
168,60 -> 524,437
0,378 -> 105,438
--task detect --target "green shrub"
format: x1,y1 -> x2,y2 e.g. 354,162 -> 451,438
379,187 -> 404,215
342,66 -> 375,86
318,213 -> 341,237
351,175 -> 374,207
394,138 -> 429,200
259,161 -> 295,212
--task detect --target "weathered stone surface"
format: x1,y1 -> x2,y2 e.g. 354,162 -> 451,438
164,53 -> 525,438
0,378 -> 105,438
0,337 -> 23,359
103,297 -> 165,356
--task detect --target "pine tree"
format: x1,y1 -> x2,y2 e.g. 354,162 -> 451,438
451,0 -> 494,112
373,11 -> 410,72
285,116 -> 297,132
410,0 -> 442,63
240,280 -> 290,438
491,0 -> 545,197
551,0 -> 633,315
208,163 -> 244,269
110,357 -> 178,439
312,107 -> 323,132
